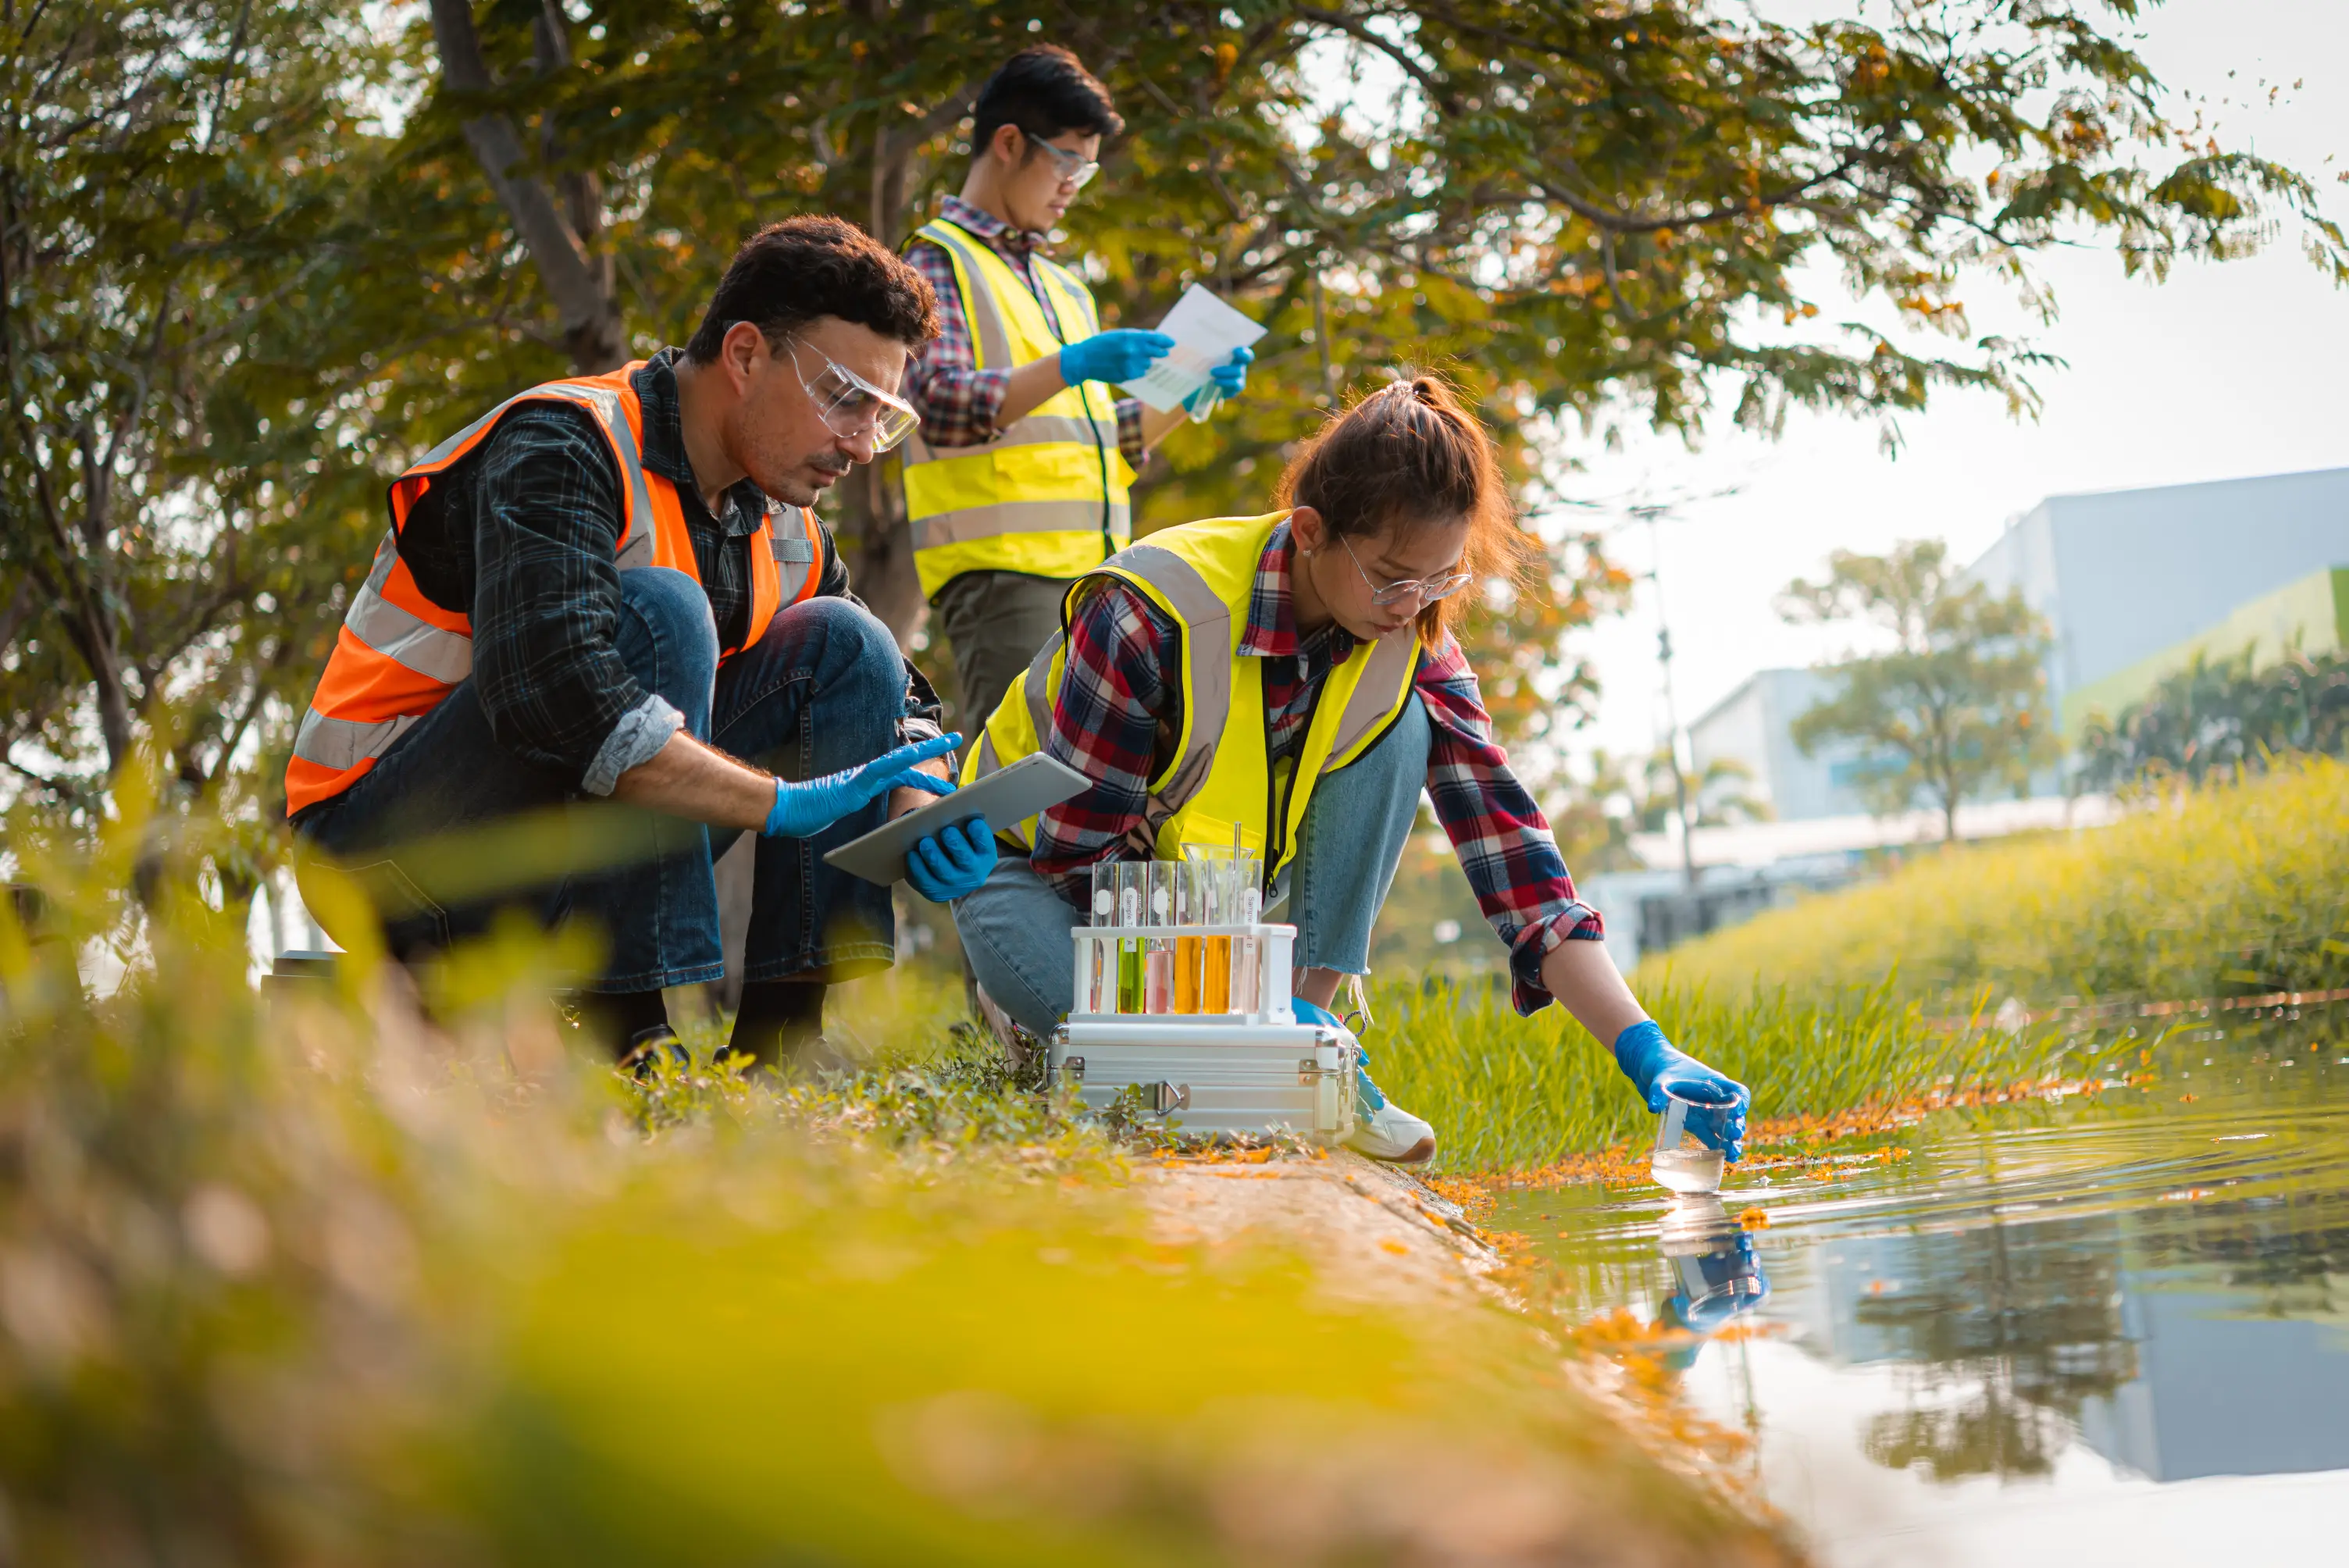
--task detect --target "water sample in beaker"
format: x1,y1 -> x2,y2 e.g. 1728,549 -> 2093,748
1115,862 -> 1145,1014
1651,1085 -> 1727,1195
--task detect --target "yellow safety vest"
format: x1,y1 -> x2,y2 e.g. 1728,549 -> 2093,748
896,217 -> 1133,600
962,511 -> 1421,877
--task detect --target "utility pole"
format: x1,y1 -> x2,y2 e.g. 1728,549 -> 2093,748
1638,507 -> 1699,890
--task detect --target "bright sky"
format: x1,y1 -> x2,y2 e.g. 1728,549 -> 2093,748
1561,0 -> 2349,774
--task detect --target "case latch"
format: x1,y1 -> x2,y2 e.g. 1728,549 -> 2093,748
1063,1055 -> 1085,1083
1146,1080 -> 1190,1115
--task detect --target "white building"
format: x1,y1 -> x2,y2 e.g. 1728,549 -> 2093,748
1964,465 -> 2349,735
1691,467 -> 2349,821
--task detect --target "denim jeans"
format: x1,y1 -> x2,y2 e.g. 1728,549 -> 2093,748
953,693 -> 1431,1035
294,568 -> 911,992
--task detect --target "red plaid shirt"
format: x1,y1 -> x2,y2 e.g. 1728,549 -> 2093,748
903,196 -> 1146,461
1032,520 -> 1604,1015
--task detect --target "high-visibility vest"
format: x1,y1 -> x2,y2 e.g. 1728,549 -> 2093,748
961,511 -> 1420,878
283,362 -> 822,817
896,217 -> 1133,600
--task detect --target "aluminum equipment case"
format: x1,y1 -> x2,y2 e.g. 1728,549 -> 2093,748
1047,918 -> 1359,1140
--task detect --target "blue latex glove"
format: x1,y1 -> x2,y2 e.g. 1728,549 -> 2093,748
1613,1021 -> 1750,1161
764,732 -> 959,840
1183,345 -> 1253,412
1059,330 -> 1173,386
1291,996 -> 1342,1029
904,815 -> 996,902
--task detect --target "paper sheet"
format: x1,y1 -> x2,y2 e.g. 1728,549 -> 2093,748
1117,283 -> 1269,412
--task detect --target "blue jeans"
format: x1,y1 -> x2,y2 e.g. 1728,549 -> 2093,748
954,694 -> 1430,1035
294,569 -> 911,992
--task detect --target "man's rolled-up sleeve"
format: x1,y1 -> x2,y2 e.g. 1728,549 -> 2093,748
469,405 -> 660,792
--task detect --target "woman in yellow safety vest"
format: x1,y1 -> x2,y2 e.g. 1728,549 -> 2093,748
950,377 -> 1752,1166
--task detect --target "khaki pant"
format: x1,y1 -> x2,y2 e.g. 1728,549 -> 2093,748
931,569 -> 1072,729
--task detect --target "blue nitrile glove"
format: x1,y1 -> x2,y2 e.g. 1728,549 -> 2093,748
1183,345 -> 1253,412
1059,330 -> 1174,386
904,815 -> 996,902
1291,996 -> 1342,1029
764,732 -> 960,840
1613,1020 -> 1750,1162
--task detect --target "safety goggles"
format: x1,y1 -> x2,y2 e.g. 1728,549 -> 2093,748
1338,533 -> 1473,608
782,336 -> 921,453
1025,131 -> 1100,191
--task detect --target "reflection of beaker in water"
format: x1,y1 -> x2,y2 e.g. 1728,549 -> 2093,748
1656,1196 -> 1770,1338
1652,1085 -> 1728,1194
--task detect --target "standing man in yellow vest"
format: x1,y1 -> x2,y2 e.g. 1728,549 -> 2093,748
899,45 -> 1253,721
287,218 -> 999,1066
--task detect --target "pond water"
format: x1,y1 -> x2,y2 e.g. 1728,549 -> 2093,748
1490,1007 -> 2349,1566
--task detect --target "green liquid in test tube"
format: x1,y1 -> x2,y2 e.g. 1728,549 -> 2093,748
1116,864 -> 1145,1014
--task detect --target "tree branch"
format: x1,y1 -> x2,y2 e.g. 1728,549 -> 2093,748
428,0 -> 625,372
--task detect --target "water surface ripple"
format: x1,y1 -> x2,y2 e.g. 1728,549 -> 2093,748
1492,1012 -> 2349,1566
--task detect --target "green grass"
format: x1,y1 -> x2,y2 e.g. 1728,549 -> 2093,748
1357,759 -> 2349,1174
1366,975 -> 2079,1174
1644,757 -> 2349,1007
0,793 -> 1788,1566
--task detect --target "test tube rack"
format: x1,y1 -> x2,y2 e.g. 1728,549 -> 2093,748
1050,920 -> 1360,1140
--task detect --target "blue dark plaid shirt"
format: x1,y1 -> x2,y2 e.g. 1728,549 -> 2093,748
393,348 -> 939,791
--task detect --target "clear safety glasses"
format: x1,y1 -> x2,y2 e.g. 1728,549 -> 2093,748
783,337 -> 921,454
1026,132 -> 1100,191
1338,533 -> 1473,609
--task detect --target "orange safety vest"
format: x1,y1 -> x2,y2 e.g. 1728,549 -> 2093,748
284,362 -> 822,816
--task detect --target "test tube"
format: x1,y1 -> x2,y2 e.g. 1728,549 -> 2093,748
1086,864 -> 1116,1014
1115,862 -> 1145,1014
1172,861 -> 1203,1014
1199,859 -> 1232,1014
1145,862 -> 1174,1014
1232,878 -> 1262,1017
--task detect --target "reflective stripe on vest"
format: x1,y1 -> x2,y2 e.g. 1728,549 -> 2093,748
285,362 -> 823,817
897,219 -> 1133,599
961,511 -> 1420,876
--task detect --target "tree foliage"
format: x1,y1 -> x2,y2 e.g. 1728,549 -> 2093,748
1779,540 -> 2057,839
2077,646 -> 2349,789
0,0 -> 413,839
7,0 -> 2344,821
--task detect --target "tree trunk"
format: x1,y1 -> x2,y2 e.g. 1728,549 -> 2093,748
430,0 -> 626,373
840,460 -> 927,650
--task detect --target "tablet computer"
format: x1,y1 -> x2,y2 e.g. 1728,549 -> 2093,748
822,752 -> 1092,887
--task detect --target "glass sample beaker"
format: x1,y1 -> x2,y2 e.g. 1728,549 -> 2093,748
1171,862 -> 1203,1014
1144,862 -> 1175,1014
1114,861 -> 1145,1014
1651,1085 -> 1727,1196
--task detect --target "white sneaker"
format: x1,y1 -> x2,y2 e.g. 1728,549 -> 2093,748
1347,1099 -> 1437,1164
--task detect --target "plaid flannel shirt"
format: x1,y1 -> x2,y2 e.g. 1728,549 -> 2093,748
379,348 -> 942,798
902,195 -> 1147,461
1031,521 -> 1604,1015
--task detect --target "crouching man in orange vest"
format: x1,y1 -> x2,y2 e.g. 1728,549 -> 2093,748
285,217 -> 996,1064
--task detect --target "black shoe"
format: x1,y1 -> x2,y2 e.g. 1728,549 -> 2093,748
617,1025 -> 685,1080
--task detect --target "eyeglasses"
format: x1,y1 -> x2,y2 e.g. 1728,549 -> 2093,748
1024,131 -> 1100,191
1337,533 -> 1473,609
780,335 -> 920,454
